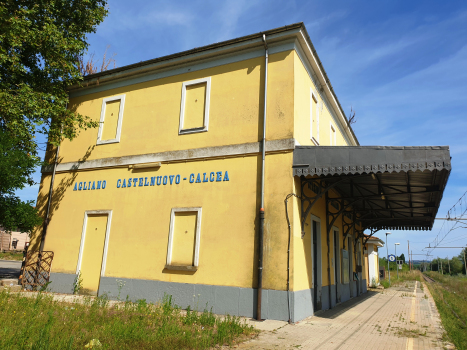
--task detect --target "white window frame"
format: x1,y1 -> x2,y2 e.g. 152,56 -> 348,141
97,95 -> 126,145
179,77 -> 211,135
330,122 -> 336,146
310,89 -> 319,145
166,207 -> 202,267
76,210 -> 113,277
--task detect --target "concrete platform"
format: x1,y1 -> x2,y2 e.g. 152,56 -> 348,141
240,281 -> 453,349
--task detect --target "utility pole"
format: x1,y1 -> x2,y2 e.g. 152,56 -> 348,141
408,240 -> 410,271
441,258 -> 443,275
464,249 -> 467,276
447,256 -> 451,275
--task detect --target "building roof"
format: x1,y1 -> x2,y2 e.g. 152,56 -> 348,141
293,145 -> 451,231
69,22 -> 359,146
364,235 -> 385,247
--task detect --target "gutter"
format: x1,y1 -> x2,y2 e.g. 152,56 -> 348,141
256,33 -> 268,321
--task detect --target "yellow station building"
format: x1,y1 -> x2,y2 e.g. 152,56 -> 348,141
32,23 -> 451,322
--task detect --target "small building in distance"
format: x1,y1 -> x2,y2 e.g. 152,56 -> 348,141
364,235 -> 385,287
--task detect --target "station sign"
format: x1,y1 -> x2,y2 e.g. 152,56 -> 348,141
73,171 -> 230,191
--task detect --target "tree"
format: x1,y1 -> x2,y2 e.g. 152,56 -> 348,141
0,1 -> 108,232
449,257 -> 463,275
399,253 -> 406,263
0,129 -> 42,233
458,247 -> 467,274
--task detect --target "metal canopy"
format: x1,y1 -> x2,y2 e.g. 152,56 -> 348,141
293,146 -> 451,245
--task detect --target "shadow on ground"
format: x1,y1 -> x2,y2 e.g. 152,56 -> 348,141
0,260 -> 22,278
314,291 -> 381,319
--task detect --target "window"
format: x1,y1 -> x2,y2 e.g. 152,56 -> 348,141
179,77 -> 211,134
97,95 -> 126,145
330,122 -> 336,146
166,207 -> 202,269
310,89 -> 319,145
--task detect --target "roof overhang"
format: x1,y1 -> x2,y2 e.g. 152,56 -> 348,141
365,236 -> 385,247
294,146 -> 451,231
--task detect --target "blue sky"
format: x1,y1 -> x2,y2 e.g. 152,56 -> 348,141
18,0 -> 467,261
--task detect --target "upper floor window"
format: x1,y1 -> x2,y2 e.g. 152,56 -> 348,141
310,89 -> 319,145
179,77 -> 211,135
97,95 -> 126,145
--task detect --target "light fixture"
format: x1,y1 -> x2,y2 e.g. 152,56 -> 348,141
128,162 -> 162,170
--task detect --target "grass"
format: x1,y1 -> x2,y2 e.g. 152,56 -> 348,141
424,271 -> 467,350
379,271 -> 422,289
0,251 -> 24,261
0,290 -> 257,349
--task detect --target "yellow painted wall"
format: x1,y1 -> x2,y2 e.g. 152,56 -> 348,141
293,52 -> 348,147
60,51 -> 294,164
33,152 -> 293,290
291,177 -> 366,292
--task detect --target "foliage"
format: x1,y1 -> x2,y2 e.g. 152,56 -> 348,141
0,0 -> 108,231
73,271 -> 83,295
0,129 -> 42,233
0,291 -> 257,349
425,272 -> 467,350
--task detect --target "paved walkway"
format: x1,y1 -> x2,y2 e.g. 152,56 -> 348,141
241,281 -> 452,350
0,259 -> 21,278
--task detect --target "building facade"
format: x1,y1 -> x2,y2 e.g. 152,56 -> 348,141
32,23 -> 451,322
364,236 -> 384,287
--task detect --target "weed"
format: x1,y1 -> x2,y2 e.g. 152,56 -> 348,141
73,271 -> 83,295
424,271 -> 467,349
0,289 -> 257,349
116,279 -> 125,301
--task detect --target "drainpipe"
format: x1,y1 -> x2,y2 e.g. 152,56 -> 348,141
325,192 -> 332,309
39,141 -> 60,252
257,34 -> 268,321
285,194 -> 300,324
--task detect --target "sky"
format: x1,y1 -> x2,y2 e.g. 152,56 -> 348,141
17,0 -> 467,261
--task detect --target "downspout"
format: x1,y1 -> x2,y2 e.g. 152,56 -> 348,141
257,34 -> 268,321
285,193 -> 300,324
325,191 -> 332,309
39,140 -> 61,252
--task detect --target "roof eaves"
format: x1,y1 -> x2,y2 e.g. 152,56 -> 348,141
79,22 -> 304,82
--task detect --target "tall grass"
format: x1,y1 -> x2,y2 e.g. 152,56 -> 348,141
0,291 -> 257,349
425,272 -> 467,350
379,270 -> 421,288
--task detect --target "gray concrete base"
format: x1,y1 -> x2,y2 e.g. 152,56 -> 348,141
49,273 -> 77,294
340,283 -> 351,303
45,274 -> 371,322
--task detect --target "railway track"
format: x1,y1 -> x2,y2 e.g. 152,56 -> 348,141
422,273 -> 436,284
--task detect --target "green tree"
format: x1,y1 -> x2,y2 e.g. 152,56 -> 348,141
458,248 -> 467,274
0,129 -> 42,233
399,253 -> 405,263
449,257 -> 463,275
0,0 -> 108,232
